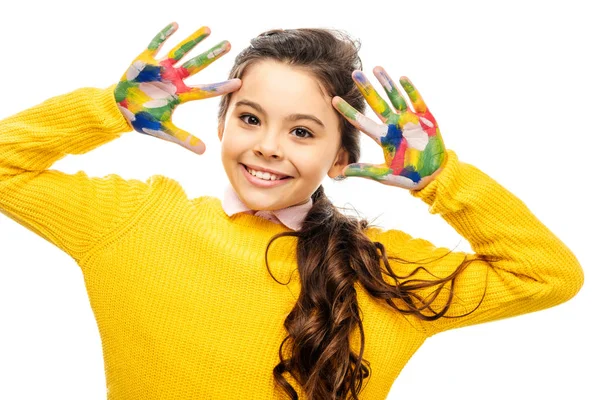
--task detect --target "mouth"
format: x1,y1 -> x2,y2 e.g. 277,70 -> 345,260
240,163 -> 293,180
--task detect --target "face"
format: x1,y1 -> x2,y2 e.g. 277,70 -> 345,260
218,59 -> 349,211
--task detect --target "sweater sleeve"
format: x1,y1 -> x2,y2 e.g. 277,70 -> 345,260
367,149 -> 584,337
0,85 -> 162,262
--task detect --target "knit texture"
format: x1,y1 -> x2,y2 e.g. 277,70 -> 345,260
0,86 -> 584,399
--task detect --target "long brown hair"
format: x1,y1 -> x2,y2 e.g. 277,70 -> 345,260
217,28 -> 491,400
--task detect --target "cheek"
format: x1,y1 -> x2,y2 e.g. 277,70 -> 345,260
291,147 -> 332,177
221,128 -> 247,158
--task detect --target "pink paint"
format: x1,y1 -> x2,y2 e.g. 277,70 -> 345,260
159,59 -> 191,93
390,138 -> 408,174
420,109 -> 438,137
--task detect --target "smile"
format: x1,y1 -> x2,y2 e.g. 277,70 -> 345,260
240,164 -> 292,188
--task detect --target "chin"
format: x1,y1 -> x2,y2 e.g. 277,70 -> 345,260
237,191 -> 281,211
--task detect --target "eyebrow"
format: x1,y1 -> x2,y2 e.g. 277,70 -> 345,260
234,99 -> 325,128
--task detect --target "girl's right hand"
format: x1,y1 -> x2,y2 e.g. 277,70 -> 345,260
114,22 -> 241,155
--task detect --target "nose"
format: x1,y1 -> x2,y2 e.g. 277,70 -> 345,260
253,129 -> 283,160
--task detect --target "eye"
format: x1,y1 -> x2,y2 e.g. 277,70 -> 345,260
291,127 -> 314,139
239,113 -> 314,139
239,113 -> 260,126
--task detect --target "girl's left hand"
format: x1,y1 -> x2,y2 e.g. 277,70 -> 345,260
332,67 -> 447,191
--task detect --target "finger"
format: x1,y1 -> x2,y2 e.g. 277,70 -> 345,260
332,96 -> 387,145
180,40 -> 231,76
373,66 -> 408,113
343,162 -> 392,180
146,22 -> 179,58
142,119 -> 207,155
352,70 -> 395,123
399,76 -> 428,114
167,25 -> 211,63
178,79 -> 242,104
344,162 -> 423,190
382,171 -> 425,190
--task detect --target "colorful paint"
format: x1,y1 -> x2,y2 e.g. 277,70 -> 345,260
114,22 -> 241,155
333,67 -> 446,190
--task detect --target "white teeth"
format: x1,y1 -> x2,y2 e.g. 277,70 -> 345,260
246,166 -> 285,181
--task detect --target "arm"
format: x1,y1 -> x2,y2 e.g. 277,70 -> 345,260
0,22 -> 241,263
333,68 -> 583,337
0,85 -> 160,261
367,149 -> 584,337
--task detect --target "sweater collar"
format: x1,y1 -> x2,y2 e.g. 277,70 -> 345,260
221,182 -> 312,231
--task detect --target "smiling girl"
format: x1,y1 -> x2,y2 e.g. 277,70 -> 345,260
0,22 -> 584,400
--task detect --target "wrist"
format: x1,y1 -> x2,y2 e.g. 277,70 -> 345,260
410,151 -> 449,191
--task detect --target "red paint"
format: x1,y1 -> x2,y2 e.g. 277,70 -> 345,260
160,58 -> 191,93
390,138 -> 408,174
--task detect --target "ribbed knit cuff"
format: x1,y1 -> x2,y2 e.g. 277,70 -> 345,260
92,83 -> 133,134
409,149 -> 461,215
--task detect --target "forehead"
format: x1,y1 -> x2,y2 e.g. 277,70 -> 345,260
235,59 -> 330,113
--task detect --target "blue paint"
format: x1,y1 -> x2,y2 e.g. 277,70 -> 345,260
131,111 -> 162,132
399,166 -> 421,183
136,64 -> 162,83
381,123 -> 403,147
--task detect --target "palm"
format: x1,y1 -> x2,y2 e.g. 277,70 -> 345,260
114,22 -> 241,155
332,67 -> 447,190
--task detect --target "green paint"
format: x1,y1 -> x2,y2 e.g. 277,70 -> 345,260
400,79 -> 419,104
114,80 -> 136,103
383,143 -> 396,159
172,32 -> 210,61
378,100 -> 394,120
181,41 -> 225,72
345,163 -> 390,180
385,83 -> 407,112
148,23 -> 176,51
417,135 -> 445,176
336,99 -> 357,121
144,101 -> 178,122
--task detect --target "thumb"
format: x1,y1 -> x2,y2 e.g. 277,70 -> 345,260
151,120 -> 207,155
180,78 -> 242,103
343,162 -> 391,181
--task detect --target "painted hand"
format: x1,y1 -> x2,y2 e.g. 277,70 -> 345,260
332,67 -> 447,191
114,22 -> 241,155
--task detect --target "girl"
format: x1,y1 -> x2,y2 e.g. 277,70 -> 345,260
0,22 -> 584,399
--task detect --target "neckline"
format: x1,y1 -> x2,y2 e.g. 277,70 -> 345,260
198,196 -> 383,241
208,196 -> 295,233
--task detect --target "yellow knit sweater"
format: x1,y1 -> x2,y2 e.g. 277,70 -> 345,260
0,85 -> 584,399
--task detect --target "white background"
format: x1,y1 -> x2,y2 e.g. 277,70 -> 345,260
0,0 -> 597,399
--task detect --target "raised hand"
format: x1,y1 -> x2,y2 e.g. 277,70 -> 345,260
114,22 -> 241,155
332,67 -> 447,191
